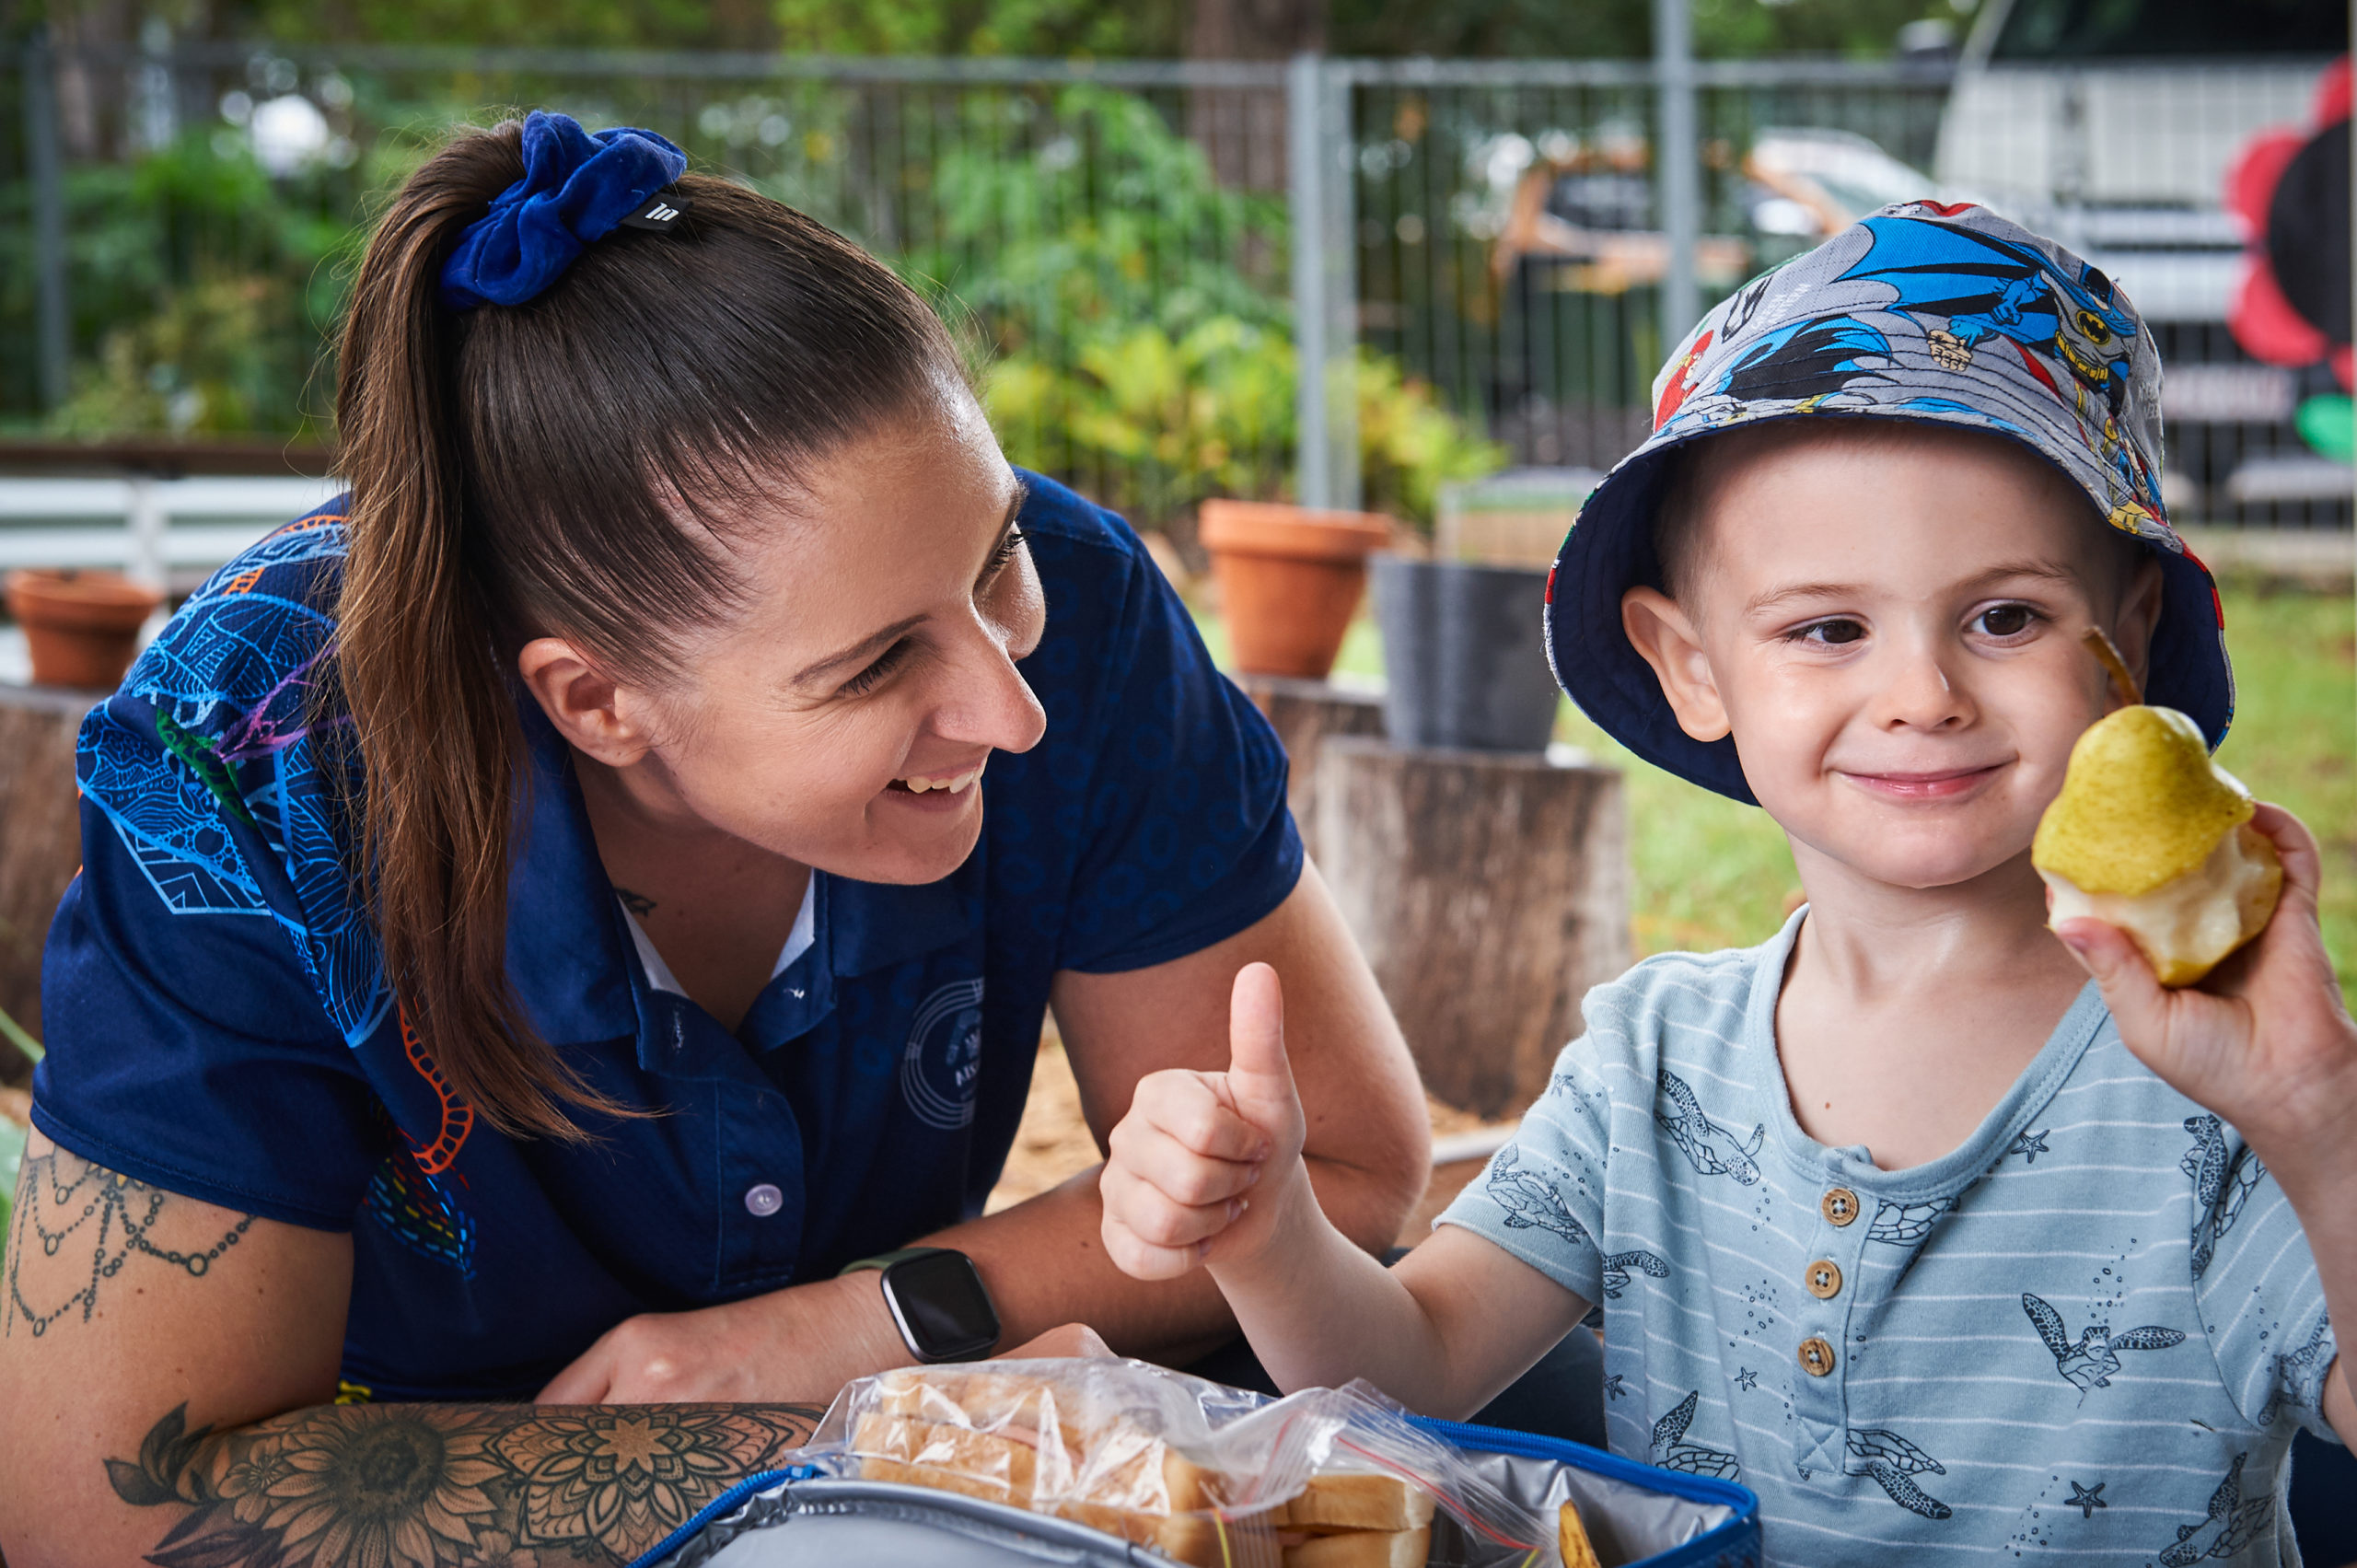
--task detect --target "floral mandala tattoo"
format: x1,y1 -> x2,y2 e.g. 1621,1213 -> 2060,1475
107,1400 -> 822,1567
5,1145 -> 254,1336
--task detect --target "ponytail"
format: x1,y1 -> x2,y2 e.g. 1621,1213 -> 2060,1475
331,120 -> 958,1139
335,126 -> 626,1138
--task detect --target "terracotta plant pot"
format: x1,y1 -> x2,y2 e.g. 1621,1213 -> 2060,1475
1198,500 -> 1393,680
5,568 -> 162,691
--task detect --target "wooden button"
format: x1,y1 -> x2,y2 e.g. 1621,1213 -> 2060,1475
1798,1336 -> 1837,1376
1820,1188 -> 1860,1226
1805,1260 -> 1843,1299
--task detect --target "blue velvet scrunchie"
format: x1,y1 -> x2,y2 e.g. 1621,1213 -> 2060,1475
438,110 -> 688,311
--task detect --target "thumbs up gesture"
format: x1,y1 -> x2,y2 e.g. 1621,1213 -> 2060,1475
1101,963 -> 1309,1281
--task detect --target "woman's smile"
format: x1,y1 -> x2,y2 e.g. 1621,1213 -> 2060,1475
884,755 -> 989,807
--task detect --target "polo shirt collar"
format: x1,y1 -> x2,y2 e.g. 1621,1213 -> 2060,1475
503,695 -> 982,1071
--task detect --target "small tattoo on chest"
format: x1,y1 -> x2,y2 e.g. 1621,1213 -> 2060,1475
614,887 -> 656,917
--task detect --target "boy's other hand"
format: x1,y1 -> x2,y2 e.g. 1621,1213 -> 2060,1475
2055,803 -> 2357,1163
1100,962 -> 1309,1280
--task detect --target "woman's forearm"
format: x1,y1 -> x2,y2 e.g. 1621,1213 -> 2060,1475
99,1396 -> 821,1568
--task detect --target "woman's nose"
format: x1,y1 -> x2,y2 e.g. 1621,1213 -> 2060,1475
938,634 -> 1048,756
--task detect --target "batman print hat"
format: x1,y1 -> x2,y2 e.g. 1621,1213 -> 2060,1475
1543,200 -> 2233,805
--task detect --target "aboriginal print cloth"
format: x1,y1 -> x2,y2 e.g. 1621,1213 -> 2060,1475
1438,911 -> 2337,1567
33,471 -> 1302,1400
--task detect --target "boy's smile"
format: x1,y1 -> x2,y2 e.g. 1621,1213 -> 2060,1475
1625,422 -> 2163,896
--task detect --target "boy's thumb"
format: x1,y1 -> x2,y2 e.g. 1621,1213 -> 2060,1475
2055,917 -> 2166,1030
1225,962 -> 1295,1110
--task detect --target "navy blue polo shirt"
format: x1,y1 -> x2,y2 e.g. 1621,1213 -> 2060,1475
32,472 -> 1300,1401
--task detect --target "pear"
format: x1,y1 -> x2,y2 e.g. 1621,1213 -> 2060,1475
2033,704 -> 2282,988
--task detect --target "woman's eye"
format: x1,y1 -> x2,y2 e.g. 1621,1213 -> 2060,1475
981,526 -> 1028,584
1794,618 -> 1865,645
1975,603 -> 2036,638
839,639 -> 911,696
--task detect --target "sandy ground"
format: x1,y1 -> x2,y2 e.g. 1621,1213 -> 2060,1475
984,1030 -> 1514,1249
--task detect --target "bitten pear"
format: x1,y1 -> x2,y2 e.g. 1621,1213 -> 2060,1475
2032,704 -> 2282,988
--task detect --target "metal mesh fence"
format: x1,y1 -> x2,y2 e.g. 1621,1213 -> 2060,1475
3,43 -> 2346,530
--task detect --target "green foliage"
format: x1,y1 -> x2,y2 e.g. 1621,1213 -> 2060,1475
903,86 -> 1501,526
25,129 -> 354,436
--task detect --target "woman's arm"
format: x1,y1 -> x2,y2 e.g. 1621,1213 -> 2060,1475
541,865 -> 1433,1400
0,1132 -> 820,1568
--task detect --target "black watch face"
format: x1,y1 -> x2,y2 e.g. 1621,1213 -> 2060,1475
886,1250 -> 1001,1362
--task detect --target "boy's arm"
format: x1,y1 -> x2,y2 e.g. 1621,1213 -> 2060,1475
2058,803 -> 2356,1446
1100,964 -> 1592,1416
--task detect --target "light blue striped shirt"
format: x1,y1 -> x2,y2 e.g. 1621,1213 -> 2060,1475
1438,911 -> 2339,1565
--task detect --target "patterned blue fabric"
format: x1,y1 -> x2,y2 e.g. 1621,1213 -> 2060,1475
33,471 -> 1301,1400
439,110 -> 687,310
1543,200 -> 2234,805
1438,912 -> 2336,1567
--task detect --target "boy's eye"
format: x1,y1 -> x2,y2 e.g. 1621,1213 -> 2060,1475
1975,603 -> 2036,638
1794,618 -> 1865,645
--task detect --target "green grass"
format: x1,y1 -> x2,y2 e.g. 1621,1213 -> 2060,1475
1200,585 -> 2357,1002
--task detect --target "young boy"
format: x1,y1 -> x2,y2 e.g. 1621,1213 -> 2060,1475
1097,203 -> 2353,1562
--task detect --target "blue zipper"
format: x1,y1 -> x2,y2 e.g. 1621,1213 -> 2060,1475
1407,1415 -> 1759,1568
623,1464 -> 813,1568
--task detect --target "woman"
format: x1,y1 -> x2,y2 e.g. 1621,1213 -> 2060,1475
0,114 -> 1427,1567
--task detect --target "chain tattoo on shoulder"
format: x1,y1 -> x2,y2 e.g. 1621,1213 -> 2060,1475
5,1144 -> 255,1336
107,1399 -> 823,1566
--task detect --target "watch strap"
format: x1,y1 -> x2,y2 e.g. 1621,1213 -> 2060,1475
838,1247 -> 944,1276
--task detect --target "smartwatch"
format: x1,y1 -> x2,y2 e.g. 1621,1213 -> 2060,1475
840,1247 -> 1002,1363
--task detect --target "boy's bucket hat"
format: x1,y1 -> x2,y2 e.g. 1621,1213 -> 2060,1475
1544,200 -> 2233,805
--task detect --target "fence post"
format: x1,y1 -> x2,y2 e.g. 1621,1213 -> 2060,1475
22,30 -> 71,413
1654,0 -> 1700,348
1288,53 -> 1360,512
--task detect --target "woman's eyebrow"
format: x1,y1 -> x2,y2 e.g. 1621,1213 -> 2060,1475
795,614 -> 924,685
793,483 -> 1028,685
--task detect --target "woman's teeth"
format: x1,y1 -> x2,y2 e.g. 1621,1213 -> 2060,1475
897,763 -> 984,795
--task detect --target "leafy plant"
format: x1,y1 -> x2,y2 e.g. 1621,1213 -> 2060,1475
902,85 -> 1502,527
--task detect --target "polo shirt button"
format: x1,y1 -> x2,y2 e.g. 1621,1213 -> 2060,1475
744,1183 -> 784,1217
1805,1260 -> 1843,1299
1798,1335 -> 1837,1376
1820,1187 -> 1859,1226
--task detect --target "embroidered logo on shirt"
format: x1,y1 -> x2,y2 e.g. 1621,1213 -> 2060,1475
901,978 -> 986,1131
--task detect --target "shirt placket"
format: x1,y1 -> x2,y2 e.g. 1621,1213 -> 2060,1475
1791,1158 -> 1872,1476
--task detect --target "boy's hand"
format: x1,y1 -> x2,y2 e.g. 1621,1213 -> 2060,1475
1100,963 -> 1308,1280
2056,803 -> 2357,1160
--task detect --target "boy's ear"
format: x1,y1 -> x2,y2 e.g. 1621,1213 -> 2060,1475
1621,586 -> 1732,743
2112,554 -> 2166,691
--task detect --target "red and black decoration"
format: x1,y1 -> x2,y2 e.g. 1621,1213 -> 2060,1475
2226,58 -> 2353,389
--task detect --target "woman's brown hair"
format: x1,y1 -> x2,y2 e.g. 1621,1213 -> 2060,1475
333,119 -> 959,1138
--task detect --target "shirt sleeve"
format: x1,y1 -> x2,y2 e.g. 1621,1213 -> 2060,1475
1434,1035 -> 1613,1308
2188,1113 -> 2340,1445
1035,499 -> 1303,974
31,695 -> 381,1230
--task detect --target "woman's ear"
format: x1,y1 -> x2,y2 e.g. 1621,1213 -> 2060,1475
517,638 -> 656,766
1621,586 -> 1732,743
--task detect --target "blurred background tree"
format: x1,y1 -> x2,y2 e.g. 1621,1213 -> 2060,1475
1,0 -> 1976,59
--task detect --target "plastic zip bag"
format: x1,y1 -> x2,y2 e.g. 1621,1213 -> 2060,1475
804,1357 -> 1571,1568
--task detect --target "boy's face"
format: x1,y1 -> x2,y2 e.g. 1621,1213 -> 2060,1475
1623,427 -> 2163,893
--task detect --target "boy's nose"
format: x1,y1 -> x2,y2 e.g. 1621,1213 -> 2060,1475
1873,645 -> 1973,731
